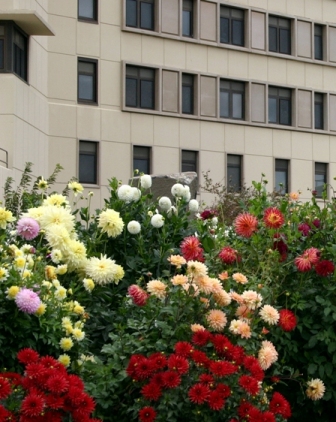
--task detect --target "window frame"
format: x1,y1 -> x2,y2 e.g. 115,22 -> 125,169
220,79 -> 245,120
268,86 -> 292,126
181,150 -> 198,173
314,162 -> 327,198
78,0 -> 98,23
125,65 -> 156,110
275,159 -> 289,194
268,15 -> 291,55
77,58 -> 98,105
78,141 -> 98,185
227,154 -> 242,192
133,146 -> 151,175
314,93 -> 324,130
220,6 -> 245,47
126,0 -> 155,31
314,24 -> 323,61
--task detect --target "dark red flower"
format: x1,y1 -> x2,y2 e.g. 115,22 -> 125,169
199,374 -> 214,385
188,383 -> 210,404
0,372 -> 21,387
45,373 -> 69,394
315,260 -> 335,276
162,371 -> 181,388
234,213 -> 258,237
261,411 -> 276,422
21,393 -> 45,417
238,401 -> 253,418
76,392 -> 96,414
273,233 -> 288,261
263,208 -> 284,229
148,353 -> 167,371
133,358 -> 155,380
17,348 -> 39,365
298,223 -> 311,236
192,330 -> 212,347
67,374 -> 85,390
215,383 -> 231,398
269,392 -> 291,419
167,355 -> 189,374
218,246 -> 238,265
211,334 -> 232,355
248,406 -> 263,422
279,309 -> 297,332
0,404 -> 11,420
128,285 -> 149,306
45,395 -> 65,410
226,345 -> 246,365
180,236 -> 204,262
190,350 -> 210,367
312,218 -> 321,228
24,363 -> 46,380
39,356 -> 59,369
0,377 -> 11,399
209,361 -> 238,377
238,375 -> 260,395
141,382 -> 162,401
139,406 -> 157,422
208,390 -> 225,410
200,209 -> 218,220
174,342 -> 193,358
150,372 -> 165,387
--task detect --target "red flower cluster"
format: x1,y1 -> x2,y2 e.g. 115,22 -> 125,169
278,309 -> 297,332
218,246 -> 239,265
263,207 -> 285,229
315,260 -> 335,277
0,348 -> 100,422
128,284 -> 149,306
234,213 -> 258,238
127,330 -> 290,421
180,236 -> 204,262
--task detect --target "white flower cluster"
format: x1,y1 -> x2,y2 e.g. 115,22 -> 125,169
117,185 -> 141,203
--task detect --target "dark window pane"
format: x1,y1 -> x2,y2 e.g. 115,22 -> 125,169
182,85 -> 193,114
183,10 -> 192,37
315,102 -> 323,129
182,151 -> 197,172
315,35 -> 323,60
126,0 -> 137,27
232,20 -> 244,46
134,146 -> 150,174
220,17 -> 229,43
79,155 -> 96,183
126,78 -> 137,107
279,28 -> 290,54
0,39 -> 3,69
269,26 -> 277,51
134,159 -> 149,174
232,93 -> 243,119
227,155 -> 241,192
140,2 -> 154,30
220,91 -> 229,117
268,97 -> 277,123
279,98 -> 291,125
79,74 -> 94,100
79,0 -> 95,19
315,164 -> 327,197
275,170 -> 287,191
140,79 -> 154,109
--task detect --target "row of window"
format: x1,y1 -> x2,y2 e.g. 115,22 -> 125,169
79,141 -> 328,199
124,1 -> 330,63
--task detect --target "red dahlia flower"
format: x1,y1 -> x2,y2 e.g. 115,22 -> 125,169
208,390 -> 225,410
45,374 -> 69,394
209,361 -> 238,377
139,407 -> 157,422
188,383 -> 210,404
273,233 -> 288,261
278,309 -> 297,332
234,213 -> 258,237
174,342 -> 193,357
21,393 -> 45,417
261,411 -> 276,422
180,236 -> 204,262
298,222 -> 311,236
0,406 -> 12,421
269,392 -> 291,419
295,247 -> 320,272
149,353 -> 167,371
17,348 -> 39,365
0,378 -> 11,400
128,284 -> 149,306
162,371 -> 181,388
192,329 -> 212,346
216,383 -> 231,398
200,209 -> 218,220
238,375 -> 260,395
218,246 -> 238,264
141,382 -> 162,401
167,355 -> 189,374
263,207 -> 285,229
198,374 -> 214,385
315,260 -> 335,276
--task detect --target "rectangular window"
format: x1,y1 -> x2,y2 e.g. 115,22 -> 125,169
78,0 -> 98,21
275,159 -> 289,193
220,80 -> 245,120
126,0 -> 154,31
314,24 -> 323,60
78,58 -> 98,104
183,0 -> 193,37
126,65 -> 155,109
79,141 -> 98,184
315,162 -> 327,197
314,93 -> 324,130
182,73 -> 194,114
269,16 -> 291,55
182,150 -> 198,172
268,87 -> 291,126
220,6 -> 244,46
0,25 -> 4,70
227,154 -> 242,192
133,146 -> 151,174
13,27 -> 28,80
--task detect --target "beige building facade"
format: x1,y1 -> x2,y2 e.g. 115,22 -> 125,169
1,0 -> 336,206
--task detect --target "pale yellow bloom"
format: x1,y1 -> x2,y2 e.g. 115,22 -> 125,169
167,255 -> 186,269
72,328 -> 85,341
147,279 -> 167,299
43,194 -> 68,207
6,286 -> 20,299
35,303 -> 47,316
187,261 -> 208,279
73,303 -> 85,315
306,379 -> 326,401
60,337 -> 74,351
83,278 -> 95,292
98,209 -> 124,238
0,267 -> 9,281
45,265 -> 57,280
58,354 -> 71,367
171,274 -> 188,286
55,286 -> 67,300
56,264 -> 68,275
0,207 -> 15,229
68,181 -> 84,196
14,257 -> 26,269
259,305 -> 280,325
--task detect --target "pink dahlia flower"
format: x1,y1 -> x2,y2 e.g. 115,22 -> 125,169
128,285 -> 149,306
15,288 -> 41,314
16,217 -> 40,240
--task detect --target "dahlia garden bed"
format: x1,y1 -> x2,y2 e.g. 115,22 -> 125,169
0,166 -> 334,421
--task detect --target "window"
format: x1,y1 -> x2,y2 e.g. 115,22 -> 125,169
314,93 -> 324,130
220,6 -> 244,46
268,87 -> 291,126
78,58 -> 98,104
182,74 -> 194,114
269,16 -> 291,55
220,80 -> 245,120
133,146 -> 151,174
182,150 -> 198,172
314,24 -> 323,60
275,159 -> 289,193
78,0 -> 98,21
126,0 -> 154,31
227,155 -> 242,192
315,162 -> 327,198
0,22 -> 28,81
79,141 -> 98,184
126,65 -> 155,109
183,0 -> 193,37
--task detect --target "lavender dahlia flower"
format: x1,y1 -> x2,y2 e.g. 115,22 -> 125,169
15,288 -> 41,314
16,217 -> 40,240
